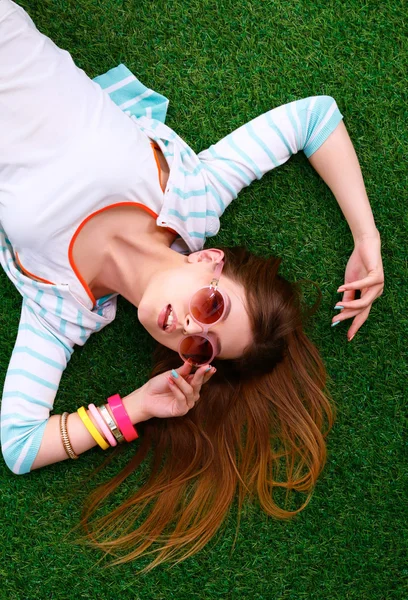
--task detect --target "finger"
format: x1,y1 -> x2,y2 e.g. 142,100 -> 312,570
337,290 -> 356,306
186,372 -> 213,386
203,366 -> 216,383
334,285 -> 382,311
331,307 -> 362,326
337,287 -> 355,307
186,366 -> 212,385
347,305 -> 372,341
167,378 -> 190,413
337,274 -> 383,292
176,361 -> 194,378
169,369 -> 196,404
190,364 -> 215,387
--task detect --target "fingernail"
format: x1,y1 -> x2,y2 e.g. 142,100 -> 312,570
337,287 -> 346,292
205,366 -> 212,373
171,369 -> 179,378
334,306 -> 344,310
348,334 -> 355,342
331,321 -> 341,327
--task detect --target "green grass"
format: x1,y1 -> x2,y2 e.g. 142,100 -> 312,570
1,0 -> 407,598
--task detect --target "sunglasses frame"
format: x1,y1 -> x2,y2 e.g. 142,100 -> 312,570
178,260 -> 229,366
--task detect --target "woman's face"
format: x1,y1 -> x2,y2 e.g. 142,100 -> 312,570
137,250 -> 253,360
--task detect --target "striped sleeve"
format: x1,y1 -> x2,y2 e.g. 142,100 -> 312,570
292,95 -> 344,158
1,299 -> 74,474
197,95 -> 344,222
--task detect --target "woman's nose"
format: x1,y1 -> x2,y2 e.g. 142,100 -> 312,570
183,314 -> 203,335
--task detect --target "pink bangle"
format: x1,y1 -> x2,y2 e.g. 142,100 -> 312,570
88,403 -> 117,447
107,394 -> 139,442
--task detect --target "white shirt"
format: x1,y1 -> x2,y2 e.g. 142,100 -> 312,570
0,0 -> 343,474
0,0 -> 224,473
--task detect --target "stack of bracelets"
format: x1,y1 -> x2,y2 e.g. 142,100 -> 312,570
59,394 -> 138,459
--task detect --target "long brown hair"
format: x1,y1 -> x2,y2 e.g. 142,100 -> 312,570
80,247 -> 336,571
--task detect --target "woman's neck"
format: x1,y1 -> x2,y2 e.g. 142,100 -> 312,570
73,205 -> 181,305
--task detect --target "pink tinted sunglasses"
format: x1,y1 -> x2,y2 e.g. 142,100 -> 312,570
178,261 -> 230,366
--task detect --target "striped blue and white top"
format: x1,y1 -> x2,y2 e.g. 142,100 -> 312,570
0,0 -> 343,474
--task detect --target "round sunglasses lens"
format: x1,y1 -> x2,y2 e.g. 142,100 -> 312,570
179,335 -> 214,366
190,289 -> 224,325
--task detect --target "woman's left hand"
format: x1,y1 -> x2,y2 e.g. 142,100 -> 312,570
332,230 -> 384,341
139,362 -> 215,420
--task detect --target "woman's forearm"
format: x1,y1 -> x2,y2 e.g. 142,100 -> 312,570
308,120 -> 378,242
30,388 -> 147,470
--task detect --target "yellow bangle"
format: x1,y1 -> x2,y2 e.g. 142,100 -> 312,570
77,406 -> 109,450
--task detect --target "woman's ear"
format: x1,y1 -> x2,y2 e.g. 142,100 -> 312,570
187,249 -> 224,265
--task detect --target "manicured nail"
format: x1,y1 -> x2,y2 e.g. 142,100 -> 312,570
205,366 -> 212,373
331,321 -> 341,327
337,287 -> 346,292
171,369 -> 179,378
334,305 -> 344,310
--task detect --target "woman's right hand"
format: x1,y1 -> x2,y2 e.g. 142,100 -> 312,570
138,362 -> 216,420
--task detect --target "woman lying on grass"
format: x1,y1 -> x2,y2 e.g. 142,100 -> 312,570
0,0 -> 384,569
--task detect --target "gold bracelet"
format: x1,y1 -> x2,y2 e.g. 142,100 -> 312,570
98,404 -> 125,444
60,412 -> 79,460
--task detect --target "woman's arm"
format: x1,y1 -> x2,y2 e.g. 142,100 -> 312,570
0,300 -> 122,472
307,120 -> 384,339
1,294 -> 213,472
29,388 -> 149,470
197,96 -> 382,338
1,300 -> 72,474
30,362 -> 214,470
198,95 -> 345,219
308,120 -> 378,242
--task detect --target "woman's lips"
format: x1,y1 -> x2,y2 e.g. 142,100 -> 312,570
158,305 -> 169,329
157,304 -> 178,333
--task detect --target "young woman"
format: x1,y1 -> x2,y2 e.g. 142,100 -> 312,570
0,0 -> 384,568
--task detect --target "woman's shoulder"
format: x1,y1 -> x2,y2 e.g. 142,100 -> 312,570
0,228 -> 117,347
